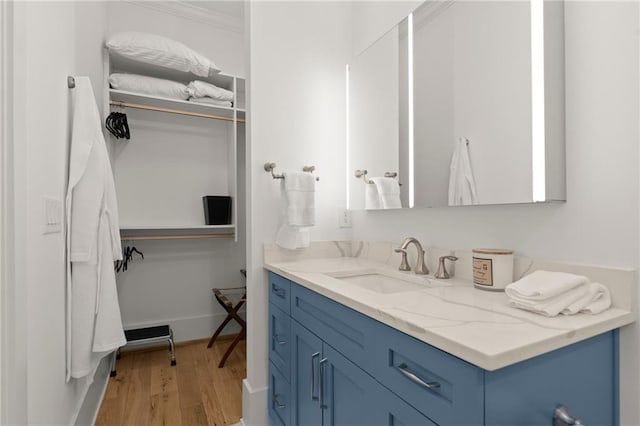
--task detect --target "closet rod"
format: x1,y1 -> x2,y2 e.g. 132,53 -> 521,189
110,100 -> 246,123
121,233 -> 235,241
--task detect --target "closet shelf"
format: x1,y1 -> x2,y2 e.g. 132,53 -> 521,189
120,225 -> 235,231
120,225 -> 236,241
110,90 -> 245,122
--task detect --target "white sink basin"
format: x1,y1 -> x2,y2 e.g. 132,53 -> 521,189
326,269 -> 446,294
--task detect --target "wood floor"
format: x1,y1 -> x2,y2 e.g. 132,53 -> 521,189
96,336 -> 246,426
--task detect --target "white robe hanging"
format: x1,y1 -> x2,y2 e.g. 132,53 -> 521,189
448,137 -> 479,206
66,77 -> 126,381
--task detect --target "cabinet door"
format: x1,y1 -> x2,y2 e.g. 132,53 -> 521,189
321,344 -> 378,426
292,321 -> 323,426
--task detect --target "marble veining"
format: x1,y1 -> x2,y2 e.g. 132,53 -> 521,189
264,242 -> 636,370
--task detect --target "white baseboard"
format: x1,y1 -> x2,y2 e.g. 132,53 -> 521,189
123,311 -> 246,343
71,355 -> 111,426
242,378 -> 267,426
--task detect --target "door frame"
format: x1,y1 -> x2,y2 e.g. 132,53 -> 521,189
1,2 -> 28,424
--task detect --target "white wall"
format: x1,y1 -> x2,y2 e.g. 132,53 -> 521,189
351,1 -> 640,424
10,2 -> 100,424
245,2 -> 352,423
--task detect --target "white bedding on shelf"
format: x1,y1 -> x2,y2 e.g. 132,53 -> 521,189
109,73 -> 190,100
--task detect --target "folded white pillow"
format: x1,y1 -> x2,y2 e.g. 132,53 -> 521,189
106,32 -> 220,77
109,73 -> 189,100
187,80 -> 233,101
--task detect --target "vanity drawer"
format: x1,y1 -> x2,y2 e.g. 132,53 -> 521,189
374,323 -> 484,426
269,303 -> 291,381
268,361 -> 291,426
269,272 -> 291,314
291,283 -> 376,373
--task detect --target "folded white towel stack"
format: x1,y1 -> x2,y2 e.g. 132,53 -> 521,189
505,270 -> 612,317
370,177 -> 401,209
275,172 -> 316,250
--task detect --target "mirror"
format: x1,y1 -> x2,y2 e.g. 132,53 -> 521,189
347,0 -> 565,210
348,18 -> 410,210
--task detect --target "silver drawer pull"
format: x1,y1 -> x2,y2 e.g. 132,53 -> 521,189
273,334 -> 287,345
273,393 -> 286,409
554,405 -> 583,426
272,284 -> 286,298
311,352 -> 320,401
397,363 -> 441,390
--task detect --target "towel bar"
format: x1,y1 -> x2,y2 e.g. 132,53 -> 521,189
265,162 -> 319,181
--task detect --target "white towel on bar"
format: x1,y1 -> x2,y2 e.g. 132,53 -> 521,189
365,184 -> 381,210
448,138 -> 478,206
370,177 -> 401,209
275,172 -> 315,250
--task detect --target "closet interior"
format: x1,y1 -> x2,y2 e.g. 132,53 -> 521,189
96,2 -> 247,425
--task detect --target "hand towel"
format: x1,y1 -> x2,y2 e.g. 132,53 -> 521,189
505,270 -> 589,301
365,184 -> 381,209
561,283 -> 611,315
370,177 -> 401,209
187,80 -> 233,101
508,283 -> 590,317
448,137 -> 479,206
275,172 -> 315,250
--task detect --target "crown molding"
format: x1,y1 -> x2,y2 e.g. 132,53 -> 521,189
125,1 -> 244,34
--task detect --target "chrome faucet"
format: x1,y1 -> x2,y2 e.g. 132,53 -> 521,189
434,255 -> 458,279
394,237 -> 429,275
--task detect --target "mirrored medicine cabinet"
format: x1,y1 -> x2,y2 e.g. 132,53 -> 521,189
347,0 -> 566,210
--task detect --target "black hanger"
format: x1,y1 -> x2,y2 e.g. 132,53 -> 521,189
114,245 -> 144,273
105,112 -> 131,140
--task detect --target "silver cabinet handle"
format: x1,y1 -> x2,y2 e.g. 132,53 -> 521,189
319,358 -> 328,409
273,393 -> 286,409
397,363 -> 441,390
273,334 -> 287,345
310,352 -> 320,401
554,405 -> 583,426
272,284 -> 286,298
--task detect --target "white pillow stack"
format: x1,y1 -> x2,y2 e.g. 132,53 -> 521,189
106,32 -> 221,77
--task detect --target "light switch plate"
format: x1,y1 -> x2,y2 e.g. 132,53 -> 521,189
43,197 -> 62,234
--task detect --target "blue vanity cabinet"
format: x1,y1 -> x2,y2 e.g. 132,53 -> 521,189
267,272 -> 619,426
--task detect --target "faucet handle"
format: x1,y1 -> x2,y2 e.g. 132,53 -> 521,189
394,247 -> 411,272
435,255 -> 458,279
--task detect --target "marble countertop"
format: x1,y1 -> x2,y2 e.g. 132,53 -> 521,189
264,251 -> 635,371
